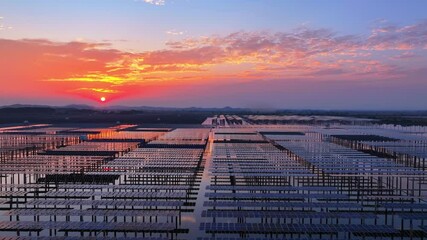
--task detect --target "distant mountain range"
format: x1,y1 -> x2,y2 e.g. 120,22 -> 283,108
0,104 -> 250,112
1,104 -> 427,115
2,104 -> 427,126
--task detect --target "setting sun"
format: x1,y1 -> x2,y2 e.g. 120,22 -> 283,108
100,97 -> 106,102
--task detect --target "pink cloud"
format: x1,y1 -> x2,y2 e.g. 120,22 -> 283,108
391,51 -> 419,60
1,19 -> 426,103
368,20 -> 427,50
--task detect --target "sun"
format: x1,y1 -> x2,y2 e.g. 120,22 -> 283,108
100,97 -> 106,102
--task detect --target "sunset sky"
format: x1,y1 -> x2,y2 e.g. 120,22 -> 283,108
1,0 -> 427,109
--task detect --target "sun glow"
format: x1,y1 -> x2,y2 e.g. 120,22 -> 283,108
100,96 -> 106,102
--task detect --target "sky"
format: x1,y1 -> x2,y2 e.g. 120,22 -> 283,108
0,0 -> 427,110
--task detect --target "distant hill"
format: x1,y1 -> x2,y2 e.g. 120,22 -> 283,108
0,104 -> 250,112
62,104 -> 95,110
0,104 -> 253,124
1,104 -> 427,126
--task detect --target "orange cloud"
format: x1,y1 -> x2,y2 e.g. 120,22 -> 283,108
1,20 -> 426,103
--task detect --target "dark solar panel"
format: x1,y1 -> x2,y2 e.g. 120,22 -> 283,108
202,210 -> 376,219
203,201 -> 362,208
199,223 -> 398,234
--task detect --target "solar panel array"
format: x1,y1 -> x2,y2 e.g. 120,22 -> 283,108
2,121 -> 427,239
197,125 -> 427,239
0,125 -> 208,239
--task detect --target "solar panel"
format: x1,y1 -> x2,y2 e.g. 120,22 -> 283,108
203,201 -> 362,209
199,223 -> 398,234
205,192 -> 348,199
202,210 -> 376,219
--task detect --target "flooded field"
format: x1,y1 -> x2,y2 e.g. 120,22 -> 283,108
1,119 -> 427,239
